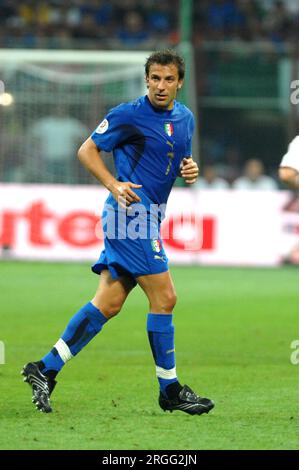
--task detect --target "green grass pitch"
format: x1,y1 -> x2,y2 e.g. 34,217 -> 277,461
0,261 -> 299,450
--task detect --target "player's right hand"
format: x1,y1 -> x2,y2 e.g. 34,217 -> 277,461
110,182 -> 143,209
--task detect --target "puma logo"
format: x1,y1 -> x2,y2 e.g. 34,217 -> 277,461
166,349 -> 175,354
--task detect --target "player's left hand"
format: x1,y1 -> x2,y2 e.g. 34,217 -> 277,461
181,158 -> 199,184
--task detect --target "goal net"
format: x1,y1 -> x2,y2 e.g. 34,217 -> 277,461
0,49 -> 148,185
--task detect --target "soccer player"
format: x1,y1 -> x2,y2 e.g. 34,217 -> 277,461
279,136 -> 299,189
22,50 -> 215,416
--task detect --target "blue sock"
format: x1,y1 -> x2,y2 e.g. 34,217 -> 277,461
41,302 -> 108,374
147,313 -> 179,397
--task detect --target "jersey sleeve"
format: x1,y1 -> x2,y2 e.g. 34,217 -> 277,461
280,135 -> 299,171
90,103 -> 131,152
184,112 -> 195,157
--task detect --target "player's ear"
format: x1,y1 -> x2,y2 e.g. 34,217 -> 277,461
177,80 -> 184,90
145,75 -> 149,89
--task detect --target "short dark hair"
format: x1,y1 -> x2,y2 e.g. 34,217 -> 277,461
145,49 -> 185,80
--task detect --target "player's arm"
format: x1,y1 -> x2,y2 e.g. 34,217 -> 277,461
279,167 -> 299,190
77,137 -> 142,206
278,166 -> 299,189
278,136 -> 299,189
180,157 -> 199,184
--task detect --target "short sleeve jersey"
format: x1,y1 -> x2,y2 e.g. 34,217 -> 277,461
280,135 -> 299,172
91,95 -> 194,211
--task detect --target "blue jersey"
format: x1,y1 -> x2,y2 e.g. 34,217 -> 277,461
91,95 -> 194,213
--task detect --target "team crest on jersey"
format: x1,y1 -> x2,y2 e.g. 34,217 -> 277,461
164,123 -> 173,137
96,118 -> 109,134
151,239 -> 162,253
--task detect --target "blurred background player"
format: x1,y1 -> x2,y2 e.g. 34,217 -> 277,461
21,49 -> 214,416
27,105 -> 89,183
279,136 -> 299,265
196,164 -> 230,190
279,136 -> 299,189
232,158 -> 278,190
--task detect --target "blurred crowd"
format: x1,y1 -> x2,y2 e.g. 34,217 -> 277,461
196,159 -> 280,190
193,0 -> 299,47
1,0 -> 297,187
0,0 -> 179,49
1,0 -> 299,49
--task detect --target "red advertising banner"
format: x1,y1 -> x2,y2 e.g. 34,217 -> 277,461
0,184 -> 292,266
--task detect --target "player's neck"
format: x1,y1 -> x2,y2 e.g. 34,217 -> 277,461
146,94 -> 174,112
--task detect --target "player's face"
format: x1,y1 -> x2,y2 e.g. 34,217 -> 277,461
146,63 -> 183,110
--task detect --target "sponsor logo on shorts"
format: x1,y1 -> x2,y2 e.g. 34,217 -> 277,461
154,254 -> 166,262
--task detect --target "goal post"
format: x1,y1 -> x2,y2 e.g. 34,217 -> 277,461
0,49 -> 151,65
0,48 -> 198,185
0,49 -> 149,185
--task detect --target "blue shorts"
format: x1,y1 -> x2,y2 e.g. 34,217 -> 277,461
91,209 -> 169,284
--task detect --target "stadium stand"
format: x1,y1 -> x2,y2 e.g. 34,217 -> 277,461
1,0 -> 298,185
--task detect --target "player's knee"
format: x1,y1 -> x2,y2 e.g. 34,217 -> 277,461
93,298 -> 123,319
102,302 -> 122,318
155,291 -> 177,313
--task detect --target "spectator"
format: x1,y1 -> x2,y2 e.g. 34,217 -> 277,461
72,13 -> 105,41
116,11 -> 149,47
196,165 -> 230,189
147,2 -> 172,35
1,0 -> 299,48
232,158 -> 278,190
80,0 -> 114,27
26,106 -> 89,184
206,0 -> 246,38
263,0 -> 292,44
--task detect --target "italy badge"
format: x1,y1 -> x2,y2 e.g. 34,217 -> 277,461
164,122 -> 174,137
151,239 -> 162,253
